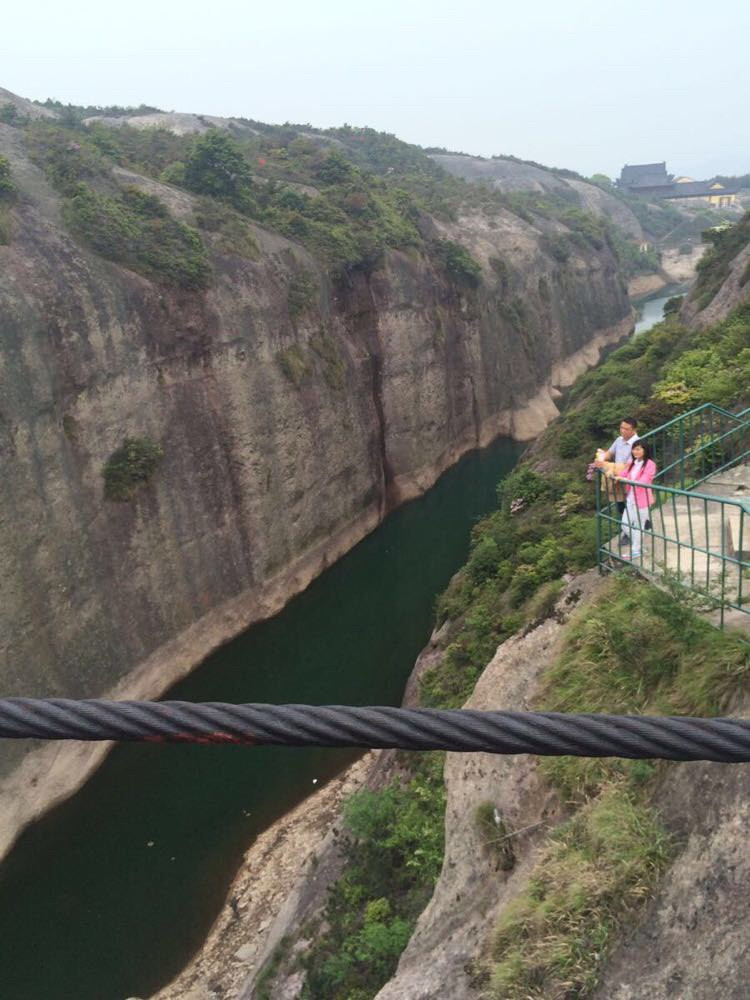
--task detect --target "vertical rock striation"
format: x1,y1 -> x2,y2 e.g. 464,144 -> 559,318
0,122 -> 632,852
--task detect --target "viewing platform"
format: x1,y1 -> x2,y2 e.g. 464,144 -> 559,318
598,404 -> 750,634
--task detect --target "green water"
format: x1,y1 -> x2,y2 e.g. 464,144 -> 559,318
0,437 -> 523,1000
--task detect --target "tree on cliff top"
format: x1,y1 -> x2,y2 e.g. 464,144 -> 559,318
0,155 -> 14,199
184,130 -> 255,211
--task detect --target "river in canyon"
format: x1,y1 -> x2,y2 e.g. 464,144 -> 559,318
0,437 -> 524,1000
0,290 -> 678,1000
633,285 -> 686,335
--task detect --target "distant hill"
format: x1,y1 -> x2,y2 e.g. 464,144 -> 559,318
430,151 -> 643,239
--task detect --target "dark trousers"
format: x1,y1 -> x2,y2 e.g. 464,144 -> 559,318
617,501 -> 627,534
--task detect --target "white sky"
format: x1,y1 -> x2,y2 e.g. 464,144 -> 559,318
4,0 -> 749,179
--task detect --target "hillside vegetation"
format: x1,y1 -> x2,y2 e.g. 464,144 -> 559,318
422,297 -> 749,710
0,103 -> 655,283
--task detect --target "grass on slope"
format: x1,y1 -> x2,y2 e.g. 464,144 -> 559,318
478,575 -> 750,999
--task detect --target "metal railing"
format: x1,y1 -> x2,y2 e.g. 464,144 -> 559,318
640,403 -> 750,490
596,403 -> 750,630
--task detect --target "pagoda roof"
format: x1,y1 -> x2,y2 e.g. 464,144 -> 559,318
620,162 -> 671,187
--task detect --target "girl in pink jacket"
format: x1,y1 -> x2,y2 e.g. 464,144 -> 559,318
615,440 -> 657,559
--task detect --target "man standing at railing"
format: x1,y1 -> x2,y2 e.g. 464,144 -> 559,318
594,417 -> 640,543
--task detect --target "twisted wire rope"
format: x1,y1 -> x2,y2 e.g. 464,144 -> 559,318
1,698 -> 750,762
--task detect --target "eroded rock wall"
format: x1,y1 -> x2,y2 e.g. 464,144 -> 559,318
0,122 -> 631,851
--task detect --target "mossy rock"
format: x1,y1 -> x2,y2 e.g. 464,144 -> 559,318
103,437 -> 163,501
276,345 -> 310,386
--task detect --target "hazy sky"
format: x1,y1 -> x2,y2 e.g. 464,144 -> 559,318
4,0 -> 749,179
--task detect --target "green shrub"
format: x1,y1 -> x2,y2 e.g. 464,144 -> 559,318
467,535 -> 501,584
489,254 -> 511,292
582,393 -> 643,437
0,103 -> 28,126
103,437 -> 163,501
498,467 -> 549,513
24,123 -> 108,195
301,753 -> 446,999
184,129 -> 255,211
0,160 -> 13,244
159,161 -> 187,186
430,238 -> 482,286
63,183 -> 211,288
193,197 -> 259,258
314,149 -> 357,185
0,205 -> 11,245
0,155 -> 14,199
541,231 -> 571,262
652,347 -> 741,408
287,270 -> 318,317
310,331 -> 346,389
558,427 -> 583,459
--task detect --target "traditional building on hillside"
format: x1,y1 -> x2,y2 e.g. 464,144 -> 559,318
619,162 -> 673,195
617,162 -> 738,207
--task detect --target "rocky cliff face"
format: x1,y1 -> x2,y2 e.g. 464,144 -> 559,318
0,116 -> 631,853
682,241 -> 750,329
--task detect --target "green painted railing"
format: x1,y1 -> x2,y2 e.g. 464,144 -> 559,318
596,403 -> 750,631
640,402 -> 750,489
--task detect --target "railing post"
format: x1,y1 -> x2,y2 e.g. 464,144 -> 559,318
596,469 -> 602,573
720,504 -> 726,630
679,421 -> 685,490
741,507 -> 747,612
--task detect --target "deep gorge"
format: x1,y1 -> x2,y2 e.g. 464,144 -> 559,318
0,436 -> 524,1000
0,112 -> 632,860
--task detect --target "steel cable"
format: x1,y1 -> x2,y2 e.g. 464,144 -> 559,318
1,699 -> 750,761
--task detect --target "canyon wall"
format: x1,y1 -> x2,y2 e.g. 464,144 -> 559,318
0,119 -> 631,850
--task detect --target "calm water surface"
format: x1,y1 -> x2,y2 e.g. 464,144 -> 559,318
0,437 -> 524,1000
633,285 -> 688,335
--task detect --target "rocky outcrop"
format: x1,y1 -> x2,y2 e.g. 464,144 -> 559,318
429,153 -> 643,239
82,111 -> 259,136
0,87 -> 56,120
0,118 -> 631,856
590,753 -> 750,1000
375,578 -> 750,1000
683,242 -> 750,329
